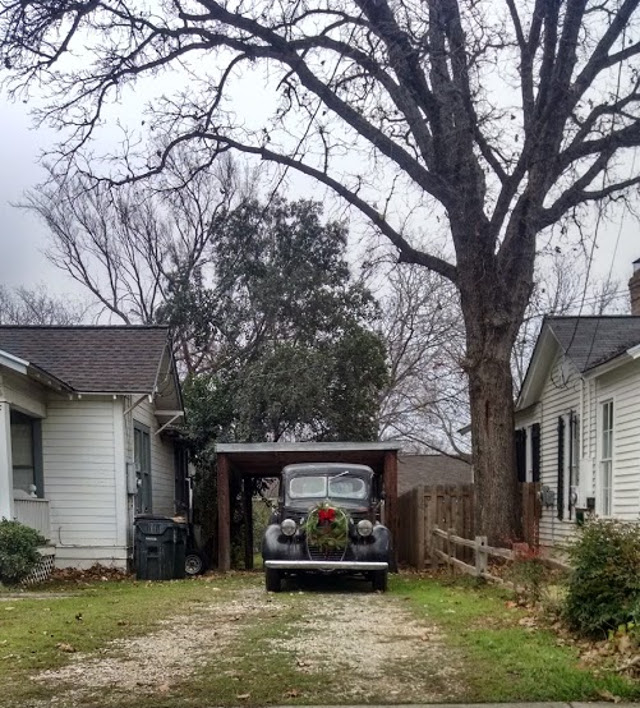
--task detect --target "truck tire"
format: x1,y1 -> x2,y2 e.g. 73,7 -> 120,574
372,569 -> 388,592
265,567 -> 282,592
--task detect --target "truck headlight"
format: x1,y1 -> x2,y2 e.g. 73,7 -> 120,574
357,519 -> 373,537
280,518 -> 297,536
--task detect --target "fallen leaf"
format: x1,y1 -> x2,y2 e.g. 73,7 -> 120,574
158,683 -> 171,693
617,634 -> 632,654
597,689 -> 621,703
285,688 -> 301,698
56,642 -> 76,653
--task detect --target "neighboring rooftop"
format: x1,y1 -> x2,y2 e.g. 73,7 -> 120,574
0,325 -> 172,393
397,453 -> 472,495
546,316 -> 640,372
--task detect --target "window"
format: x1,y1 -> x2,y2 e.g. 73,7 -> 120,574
515,423 -> 540,483
10,411 -> 43,497
134,423 -> 152,514
174,446 -> 189,514
600,400 -> 614,516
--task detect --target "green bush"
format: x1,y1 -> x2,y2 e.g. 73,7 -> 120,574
0,519 -> 46,585
564,519 -> 640,636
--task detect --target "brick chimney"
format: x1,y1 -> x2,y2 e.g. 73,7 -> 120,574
630,258 -> 640,315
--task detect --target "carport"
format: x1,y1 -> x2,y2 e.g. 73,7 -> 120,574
215,442 -> 401,571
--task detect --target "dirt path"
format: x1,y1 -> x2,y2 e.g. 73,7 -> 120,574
30,579 -> 463,706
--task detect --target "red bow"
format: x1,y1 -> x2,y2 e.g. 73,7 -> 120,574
318,508 -> 336,523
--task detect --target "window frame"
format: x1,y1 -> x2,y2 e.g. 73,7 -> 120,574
599,399 -> 614,517
10,410 -> 44,498
133,421 -> 152,515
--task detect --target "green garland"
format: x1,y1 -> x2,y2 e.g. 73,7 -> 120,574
302,503 -> 349,551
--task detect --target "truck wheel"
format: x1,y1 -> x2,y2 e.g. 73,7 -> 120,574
265,567 -> 282,592
372,570 -> 388,592
185,551 -> 205,576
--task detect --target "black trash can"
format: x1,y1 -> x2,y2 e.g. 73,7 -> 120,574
173,521 -> 188,580
135,515 -> 185,581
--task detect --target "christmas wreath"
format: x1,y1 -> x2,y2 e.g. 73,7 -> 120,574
302,503 -> 349,551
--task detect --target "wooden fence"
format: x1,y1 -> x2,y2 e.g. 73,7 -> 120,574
433,527 -> 572,579
396,482 -> 542,569
396,484 -> 473,570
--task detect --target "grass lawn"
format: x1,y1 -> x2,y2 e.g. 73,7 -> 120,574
395,573 -> 640,703
0,571 -> 637,707
0,574 -> 252,706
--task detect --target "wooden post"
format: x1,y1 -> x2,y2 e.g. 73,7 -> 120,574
383,451 -> 398,571
217,453 -> 231,571
447,527 -> 455,569
475,535 -> 488,577
242,476 -> 254,571
416,485 -> 426,571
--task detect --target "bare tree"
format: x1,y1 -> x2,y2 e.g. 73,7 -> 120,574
513,250 -> 626,390
377,264 -> 470,459
3,1 -> 640,541
0,284 -> 86,325
23,153 -> 257,372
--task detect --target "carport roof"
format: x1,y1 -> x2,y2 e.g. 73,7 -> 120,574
216,441 -> 402,476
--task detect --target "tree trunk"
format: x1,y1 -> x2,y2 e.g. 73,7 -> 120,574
456,231 -> 532,546
467,353 -> 521,545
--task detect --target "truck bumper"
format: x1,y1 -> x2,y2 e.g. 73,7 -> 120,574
264,560 -> 388,571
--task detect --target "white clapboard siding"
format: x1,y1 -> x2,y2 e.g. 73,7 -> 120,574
132,400 -> 176,517
538,355 -> 581,547
595,359 -> 640,521
42,397 -> 119,550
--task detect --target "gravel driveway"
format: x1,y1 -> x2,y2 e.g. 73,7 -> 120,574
30,578 -> 462,706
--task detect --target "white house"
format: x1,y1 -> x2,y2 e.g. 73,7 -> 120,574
515,261 -> 640,547
0,325 -> 188,569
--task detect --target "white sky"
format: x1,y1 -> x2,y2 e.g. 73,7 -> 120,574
0,68 -> 639,308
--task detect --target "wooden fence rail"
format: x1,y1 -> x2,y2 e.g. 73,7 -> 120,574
396,482 -> 542,569
432,527 -> 512,584
432,527 -> 573,582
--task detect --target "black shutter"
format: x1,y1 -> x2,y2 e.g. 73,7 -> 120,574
557,416 -> 565,520
515,429 -> 526,483
531,423 -> 541,483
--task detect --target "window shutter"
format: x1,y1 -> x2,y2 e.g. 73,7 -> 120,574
515,429 -> 526,483
531,423 -> 541,483
557,416 -> 565,520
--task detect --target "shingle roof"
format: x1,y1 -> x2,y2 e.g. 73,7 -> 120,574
397,454 -> 472,495
546,316 -> 640,372
0,326 -> 171,393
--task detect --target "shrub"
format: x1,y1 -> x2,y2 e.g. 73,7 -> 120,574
564,519 -> 640,636
0,519 -> 46,585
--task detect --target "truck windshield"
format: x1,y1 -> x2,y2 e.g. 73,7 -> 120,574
288,474 -> 368,500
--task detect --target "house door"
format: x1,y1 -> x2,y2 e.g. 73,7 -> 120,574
134,424 -> 152,514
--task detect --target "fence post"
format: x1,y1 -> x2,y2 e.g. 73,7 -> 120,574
416,485 -> 426,570
447,527 -> 455,568
475,535 -> 488,577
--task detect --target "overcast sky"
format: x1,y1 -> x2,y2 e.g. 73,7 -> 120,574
1,85 -> 639,310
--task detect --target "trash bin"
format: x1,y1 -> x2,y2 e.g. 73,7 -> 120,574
134,515 -> 185,581
173,520 -> 188,580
